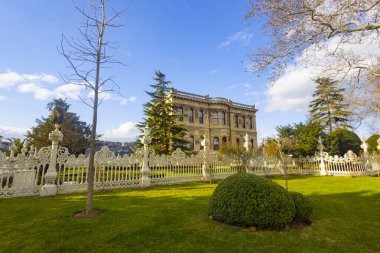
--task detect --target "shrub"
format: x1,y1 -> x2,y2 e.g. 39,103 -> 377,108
209,173 -> 295,229
289,192 -> 313,223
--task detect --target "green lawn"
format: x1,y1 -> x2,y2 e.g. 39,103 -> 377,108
1,176 -> 380,253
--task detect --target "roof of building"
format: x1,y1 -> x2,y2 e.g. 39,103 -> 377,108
169,89 -> 258,112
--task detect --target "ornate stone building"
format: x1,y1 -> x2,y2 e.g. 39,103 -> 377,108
167,89 -> 258,151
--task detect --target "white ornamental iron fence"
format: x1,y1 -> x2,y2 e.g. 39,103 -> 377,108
1,126 -> 380,199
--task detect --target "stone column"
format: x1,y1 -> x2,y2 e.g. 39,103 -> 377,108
40,126 -> 63,197
243,133 -> 253,173
318,137 -> 327,176
201,135 -> 211,181
140,125 -> 151,188
361,139 -> 372,172
243,133 -> 250,152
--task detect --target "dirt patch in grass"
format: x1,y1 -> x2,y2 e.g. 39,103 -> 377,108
73,209 -> 103,218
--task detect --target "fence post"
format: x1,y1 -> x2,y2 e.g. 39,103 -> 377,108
40,126 -> 62,196
318,137 -> 327,176
140,125 -> 151,188
361,139 -> 372,173
201,135 -> 211,181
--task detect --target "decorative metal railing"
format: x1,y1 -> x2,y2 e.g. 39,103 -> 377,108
1,127 -> 380,199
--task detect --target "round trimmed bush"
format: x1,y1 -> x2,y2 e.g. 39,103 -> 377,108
209,173 -> 295,229
289,192 -> 313,223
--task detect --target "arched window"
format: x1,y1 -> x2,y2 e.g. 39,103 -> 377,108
236,138 -> 240,146
189,108 -> 194,122
178,107 -> 184,122
235,114 -> 239,128
189,136 -> 194,151
199,110 -> 203,124
250,139 -> 254,148
213,112 -> 218,125
249,117 -> 253,129
242,116 -> 246,128
221,111 -> 226,125
213,137 -> 220,151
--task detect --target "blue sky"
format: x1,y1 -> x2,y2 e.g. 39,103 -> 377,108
0,0 -> 315,142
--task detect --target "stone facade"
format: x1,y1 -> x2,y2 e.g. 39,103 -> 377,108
167,89 -> 258,151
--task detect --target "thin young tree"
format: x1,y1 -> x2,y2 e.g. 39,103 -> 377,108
309,77 -> 352,133
137,71 -> 189,155
60,0 -> 125,216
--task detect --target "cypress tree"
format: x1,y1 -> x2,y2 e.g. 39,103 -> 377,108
137,71 -> 188,155
309,77 -> 351,133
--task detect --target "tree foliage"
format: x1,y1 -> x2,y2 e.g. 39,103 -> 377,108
325,128 -> 361,156
309,77 -> 351,133
137,71 -> 188,155
366,134 -> 380,154
293,122 -> 324,157
27,99 -> 91,155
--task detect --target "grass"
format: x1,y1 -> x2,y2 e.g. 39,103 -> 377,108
1,176 -> 380,253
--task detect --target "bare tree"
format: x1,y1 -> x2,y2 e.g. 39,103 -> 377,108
245,0 -> 380,129
246,0 -> 380,79
60,0 -> 125,216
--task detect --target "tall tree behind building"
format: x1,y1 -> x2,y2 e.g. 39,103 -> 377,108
27,99 -> 91,155
137,71 -> 188,155
309,77 -> 351,133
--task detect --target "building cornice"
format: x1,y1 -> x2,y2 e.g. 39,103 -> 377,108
169,89 -> 258,113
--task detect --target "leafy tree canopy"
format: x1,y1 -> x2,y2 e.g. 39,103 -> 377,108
27,99 -> 91,155
366,134 -> 380,155
325,128 -> 361,156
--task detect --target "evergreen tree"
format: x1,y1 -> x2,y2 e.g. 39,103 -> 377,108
309,77 -> 351,133
27,99 -> 91,155
137,71 -> 189,155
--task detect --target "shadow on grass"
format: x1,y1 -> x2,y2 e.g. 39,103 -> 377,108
1,180 -> 380,253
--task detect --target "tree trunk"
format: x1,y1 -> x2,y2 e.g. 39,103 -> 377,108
86,1 -> 105,215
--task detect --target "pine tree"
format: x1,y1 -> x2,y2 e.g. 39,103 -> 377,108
137,71 -> 189,155
309,77 -> 351,133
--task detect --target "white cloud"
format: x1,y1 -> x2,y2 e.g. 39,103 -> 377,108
219,28 -> 253,48
17,82 -> 84,100
265,67 -> 315,113
210,69 -> 218,74
88,90 -> 137,105
0,70 -> 58,88
101,122 -> 139,141
264,32 -> 380,113
0,96 -> 5,101
0,125 -> 29,139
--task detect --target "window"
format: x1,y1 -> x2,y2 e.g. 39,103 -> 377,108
250,139 -> 254,148
221,111 -> 226,125
242,116 -> 246,128
236,138 -> 240,146
199,110 -> 203,124
189,108 -> 194,122
178,107 -> 183,122
213,112 -> 218,125
249,117 -> 253,129
189,136 -> 194,151
213,137 -> 220,151
235,114 -> 239,128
